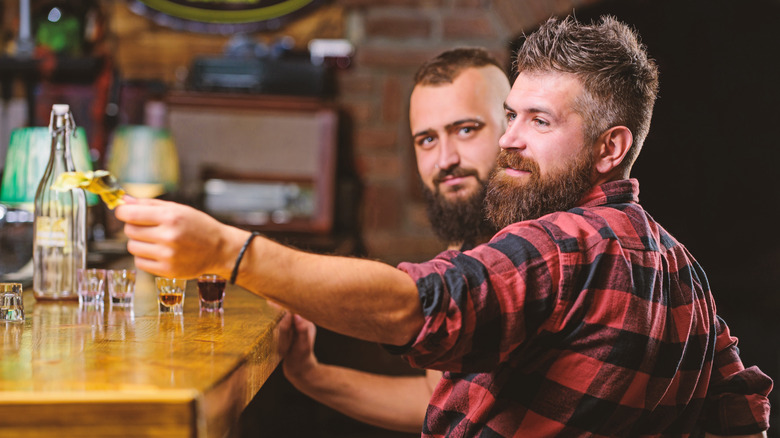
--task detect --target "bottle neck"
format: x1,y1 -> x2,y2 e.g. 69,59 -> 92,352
49,114 -> 74,157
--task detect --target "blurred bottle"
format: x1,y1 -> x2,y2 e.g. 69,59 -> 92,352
33,104 -> 87,301
32,0 -> 106,56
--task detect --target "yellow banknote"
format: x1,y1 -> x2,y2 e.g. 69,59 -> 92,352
51,170 -> 126,209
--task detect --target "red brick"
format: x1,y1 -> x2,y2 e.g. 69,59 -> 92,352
362,230 -> 442,264
341,100 -> 376,125
361,185 -> 402,230
493,0 -> 544,33
356,45 -> 443,70
407,201 -> 433,229
405,151 -> 425,200
335,71 -> 377,96
355,153 -> 403,182
382,76 -> 403,123
354,126 -> 399,152
525,0 -> 559,24
553,0 -> 579,15
452,0 -> 490,7
365,14 -> 432,39
443,14 -> 499,39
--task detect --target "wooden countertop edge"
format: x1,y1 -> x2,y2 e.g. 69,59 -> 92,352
0,389 -> 200,404
196,308 -> 287,437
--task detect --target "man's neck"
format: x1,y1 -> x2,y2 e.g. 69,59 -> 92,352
447,242 -> 462,251
448,234 -> 493,252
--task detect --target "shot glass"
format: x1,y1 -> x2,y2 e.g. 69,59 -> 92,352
0,283 -> 25,323
156,277 -> 187,314
107,269 -> 136,307
197,274 -> 226,312
77,268 -> 106,306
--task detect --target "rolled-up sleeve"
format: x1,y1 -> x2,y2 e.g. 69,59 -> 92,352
395,226 -> 561,372
700,316 -> 773,434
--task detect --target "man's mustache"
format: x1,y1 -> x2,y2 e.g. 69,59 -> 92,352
495,150 -> 539,174
432,166 -> 480,186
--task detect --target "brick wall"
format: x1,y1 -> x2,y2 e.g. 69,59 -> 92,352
334,0 -> 602,264
106,0 -> 604,265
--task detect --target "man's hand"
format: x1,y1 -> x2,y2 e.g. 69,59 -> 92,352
282,315 -> 320,384
278,314 -> 436,433
114,198 -> 246,279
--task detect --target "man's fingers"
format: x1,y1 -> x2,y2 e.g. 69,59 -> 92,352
115,206 -> 162,226
293,314 -> 311,331
114,199 -> 172,225
123,223 -> 164,244
126,239 -> 167,263
130,256 -> 168,278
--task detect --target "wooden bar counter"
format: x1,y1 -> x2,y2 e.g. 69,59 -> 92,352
0,270 -> 287,437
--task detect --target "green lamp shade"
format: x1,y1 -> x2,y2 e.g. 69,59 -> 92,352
107,125 -> 180,199
0,127 -> 98,207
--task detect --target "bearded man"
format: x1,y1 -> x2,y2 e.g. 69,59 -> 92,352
280,47 -> 509,434
116,16 -> 772,437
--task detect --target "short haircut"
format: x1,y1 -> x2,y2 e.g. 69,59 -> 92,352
515,16 -> 659,171
414,47 -> 504,86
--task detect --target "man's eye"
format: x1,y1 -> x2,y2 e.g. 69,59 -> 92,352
505,112 -> 517,123
532,118 -> 550,127
416,136 -> 436,149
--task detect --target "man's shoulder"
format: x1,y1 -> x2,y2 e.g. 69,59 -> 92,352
492,206 -> 615,240
488,201 -> 665,255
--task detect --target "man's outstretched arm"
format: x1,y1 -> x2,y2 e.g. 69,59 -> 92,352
115,198 -> 424,346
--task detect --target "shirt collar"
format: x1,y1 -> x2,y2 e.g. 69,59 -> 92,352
577,178 -> 640,208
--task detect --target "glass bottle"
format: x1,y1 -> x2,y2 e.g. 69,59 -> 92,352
32,104 -> 87,300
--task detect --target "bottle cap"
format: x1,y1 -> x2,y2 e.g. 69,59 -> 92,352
52,104 -> 70,115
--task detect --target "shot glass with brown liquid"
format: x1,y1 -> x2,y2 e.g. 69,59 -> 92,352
197,274 -> 226,312
155,277 -> 187,314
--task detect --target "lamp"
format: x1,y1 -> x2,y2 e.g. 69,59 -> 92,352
0,127 -> 97,207
106,125 -> 180,199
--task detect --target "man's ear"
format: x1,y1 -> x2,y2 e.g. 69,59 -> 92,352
594,126 -> 633,175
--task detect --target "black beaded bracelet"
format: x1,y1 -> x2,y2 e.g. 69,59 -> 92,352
230,231 -> 260,285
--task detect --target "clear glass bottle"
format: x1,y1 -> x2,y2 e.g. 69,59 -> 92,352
32,104 -> 87,300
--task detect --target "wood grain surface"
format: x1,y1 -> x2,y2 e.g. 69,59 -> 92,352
0,270 -> 286,437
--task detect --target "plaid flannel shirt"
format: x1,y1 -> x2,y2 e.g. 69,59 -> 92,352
395,179 -> 772,437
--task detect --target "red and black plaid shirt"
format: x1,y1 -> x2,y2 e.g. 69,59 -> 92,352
395,179 -> 772,437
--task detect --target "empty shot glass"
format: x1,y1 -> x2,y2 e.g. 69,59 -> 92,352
156,277 -> 187,314
77,268 -> 106,306
197,274 -> 226,312
0,283 -> 25,323
107,269 -> 136,307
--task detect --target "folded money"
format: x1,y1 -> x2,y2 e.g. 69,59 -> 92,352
52,170 -> 126,209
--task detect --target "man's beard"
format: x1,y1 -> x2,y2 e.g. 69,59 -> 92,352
422,168 -> 496,249
484,147 -> 595,229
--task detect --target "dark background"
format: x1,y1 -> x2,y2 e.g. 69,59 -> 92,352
571,0 -> 780,433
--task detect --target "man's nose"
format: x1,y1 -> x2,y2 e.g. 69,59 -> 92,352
499,123 -> 525,151
437,138 -> 460,171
